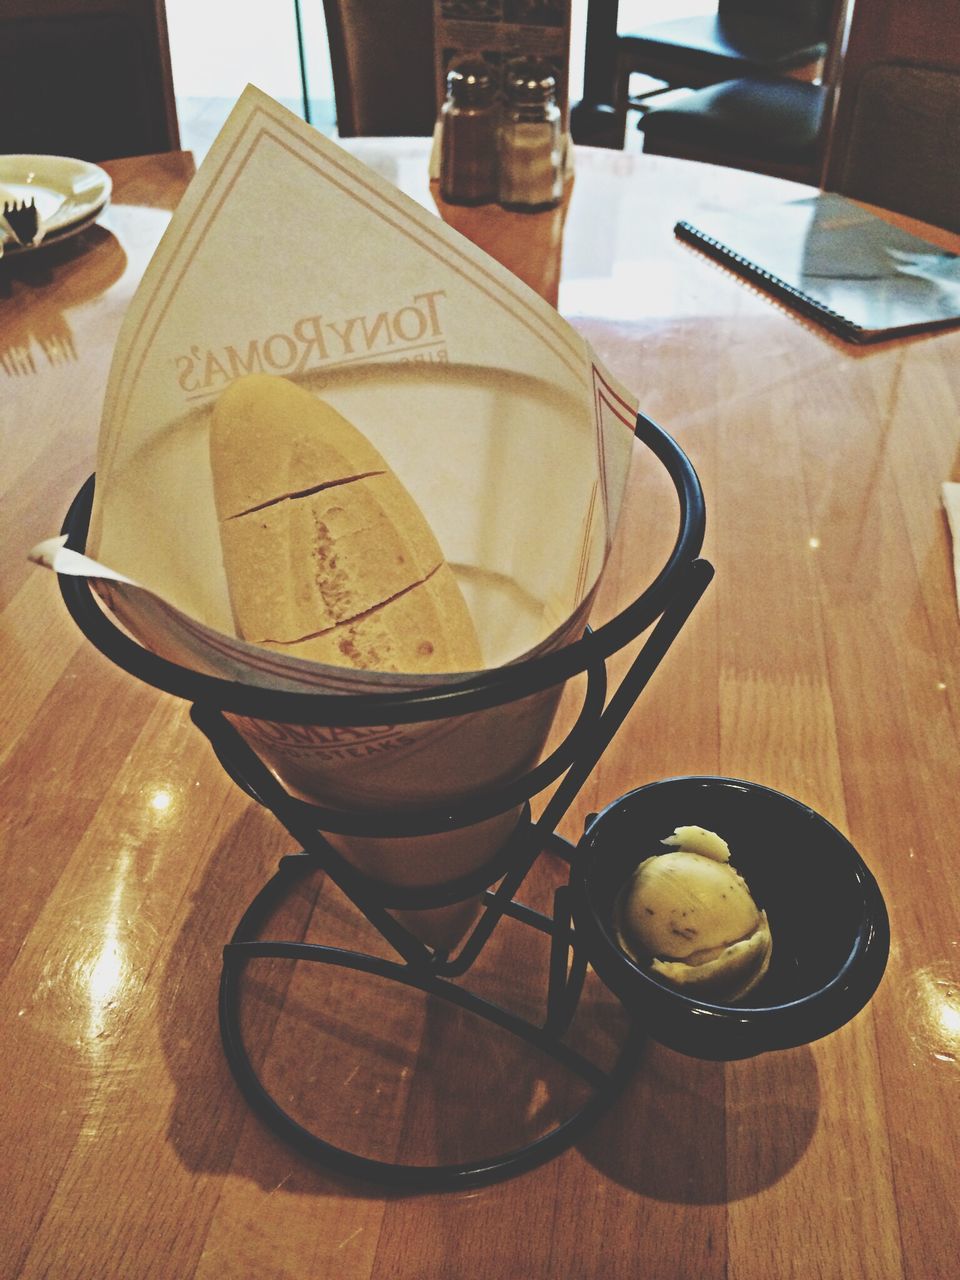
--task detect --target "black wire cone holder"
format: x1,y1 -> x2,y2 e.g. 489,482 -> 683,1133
58,412 -> 714,1190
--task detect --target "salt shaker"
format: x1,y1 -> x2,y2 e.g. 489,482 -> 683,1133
499,57 -> 564,212
439,55 -> 498,205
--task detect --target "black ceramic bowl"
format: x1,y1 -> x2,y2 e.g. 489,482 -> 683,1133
569,776 -> 889,1061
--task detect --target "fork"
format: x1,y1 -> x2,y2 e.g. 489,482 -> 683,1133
3,198 -> 41,248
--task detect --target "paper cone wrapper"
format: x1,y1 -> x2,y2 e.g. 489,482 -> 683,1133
33,88 -> 643,943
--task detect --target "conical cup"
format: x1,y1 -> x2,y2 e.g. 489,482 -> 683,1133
224,682 -> 566,947
323,808 -> 523,950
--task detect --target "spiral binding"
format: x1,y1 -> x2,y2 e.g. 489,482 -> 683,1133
674,219 -> 865,342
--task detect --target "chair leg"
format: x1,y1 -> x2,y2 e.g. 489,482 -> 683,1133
612,50 -> 633,151
580,0 -> 619,107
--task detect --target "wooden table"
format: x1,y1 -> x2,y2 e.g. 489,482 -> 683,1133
3,140 -> 959,1280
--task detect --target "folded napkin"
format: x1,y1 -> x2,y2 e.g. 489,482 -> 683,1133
942,483 -> 960,616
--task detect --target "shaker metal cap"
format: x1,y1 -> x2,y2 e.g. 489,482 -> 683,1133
445,55 -> 495,105
504,56 -> 558,104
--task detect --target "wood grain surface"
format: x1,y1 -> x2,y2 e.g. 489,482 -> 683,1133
2,140 -> 958,1280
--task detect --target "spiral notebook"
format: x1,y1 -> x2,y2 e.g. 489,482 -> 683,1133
675,193 -> 960,343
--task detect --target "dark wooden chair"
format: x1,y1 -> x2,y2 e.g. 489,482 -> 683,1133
612,0 -> 835,145
631,0 -> 847,184
320,0 -> 436,137
821,0 -> 960,233
0,0 -> 179,162
828,61 -> 960,233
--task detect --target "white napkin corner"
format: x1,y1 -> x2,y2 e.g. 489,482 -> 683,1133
941,482 -> 960,617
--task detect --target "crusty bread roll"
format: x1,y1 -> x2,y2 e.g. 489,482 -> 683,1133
209,373 -> 482,674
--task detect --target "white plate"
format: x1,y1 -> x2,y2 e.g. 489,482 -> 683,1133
0,154 -> 112,252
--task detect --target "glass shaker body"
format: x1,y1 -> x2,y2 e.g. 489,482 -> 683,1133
499,59 -> 564,212
439,57 -> 498,205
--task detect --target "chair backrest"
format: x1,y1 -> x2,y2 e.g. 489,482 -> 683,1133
821,0 -> 960,231
0,0 -> 179,161
832,62 -> 960,233
321,0 -> 436,137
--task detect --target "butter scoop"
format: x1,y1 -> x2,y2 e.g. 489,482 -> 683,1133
615,826 -> 772,1002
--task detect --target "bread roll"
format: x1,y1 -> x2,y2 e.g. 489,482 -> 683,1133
210,373 -> 482,674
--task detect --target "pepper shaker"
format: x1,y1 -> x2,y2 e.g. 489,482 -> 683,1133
439,55 -> 498,205
499,57 -> 564,212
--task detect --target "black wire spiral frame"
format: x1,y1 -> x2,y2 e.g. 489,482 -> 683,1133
58,412 -> 714,1190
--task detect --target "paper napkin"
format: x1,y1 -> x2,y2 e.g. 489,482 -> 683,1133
941,482 -> 960,617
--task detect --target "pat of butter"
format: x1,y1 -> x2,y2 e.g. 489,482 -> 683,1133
615,826 -> 772,1002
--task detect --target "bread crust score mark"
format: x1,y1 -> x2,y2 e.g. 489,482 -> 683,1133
225,470 -> 385,519
209,373 -> 482,674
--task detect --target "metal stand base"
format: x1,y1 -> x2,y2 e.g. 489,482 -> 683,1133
218,833 -> 645,1190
